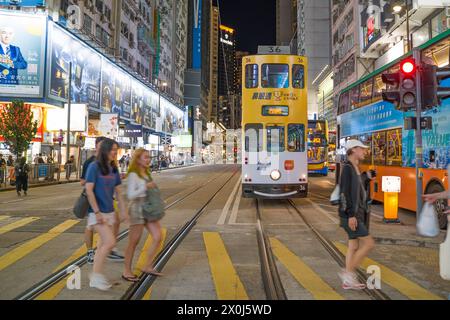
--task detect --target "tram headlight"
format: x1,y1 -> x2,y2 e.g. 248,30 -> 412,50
270,170 -> 281,181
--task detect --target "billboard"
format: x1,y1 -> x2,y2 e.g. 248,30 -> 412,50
46,104 -> 87,132
131,80 -> 144,124
192,0 -> 202,69
0,12 -> 46,97
99,113 -> 119,139
48,24 -> 101,108
100,59 -> 131,118
160,97 -> 185,135
0,1 -> 45,6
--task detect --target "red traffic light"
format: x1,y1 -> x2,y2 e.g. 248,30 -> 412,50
401,59 -> 416,74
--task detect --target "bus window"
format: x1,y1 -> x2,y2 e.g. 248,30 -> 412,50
292,65 -> 305,88
359,134 -> 372,164
372,131 -> 386,165
386,129 -> 402,166
288,124 -> 305,152
244,124 -> 263,152
338,91 -> 349,114
267,125 -> 285,152
245,64 -> 258,88
261,64 -> 289,88
349,85 -> 360,110
372,73 -> 384,101
359,78 -> 373,106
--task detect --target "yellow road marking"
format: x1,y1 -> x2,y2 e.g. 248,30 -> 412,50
0,216 -> 10,222
0,219 -> 79,272
333,242 -> 443,300
0,217 -> 40,235
270,238 -> 343,300
35,235 -> 100,300
203,232 -> 249,300
137,228 -> 167,300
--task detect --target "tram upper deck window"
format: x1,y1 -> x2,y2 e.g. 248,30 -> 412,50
261,64 -> 289,88
245,64 -> 258,88
267,125 -> 285,152
292,65 -> 305,88
373,73 -> 384,101
349,85 -> 360,110
244,124 -> 263,152
359,78 -> 373,106
288,124 -> 305,152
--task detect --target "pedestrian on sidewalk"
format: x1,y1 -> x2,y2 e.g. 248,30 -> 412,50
65,155 -> 75,181
123,148 -> 163,282
6,155 -> 13,167
0,154 -> 6,185
337,139 -> 376,290
80,136 -> 106,264
85,138 -> 128,291
14,157 -> 29,196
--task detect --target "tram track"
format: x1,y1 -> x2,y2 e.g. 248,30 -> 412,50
122,170 -> 239,300
286,199 -> 391,300
14,167 -> 234,300
255,199 -> 287,300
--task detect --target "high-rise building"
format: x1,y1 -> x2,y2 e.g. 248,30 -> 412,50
208,5 -> 219,122
296,0 -> 331,119
276,0 -> 297,50
218,25 -> 235,96
200,0 -> 211,128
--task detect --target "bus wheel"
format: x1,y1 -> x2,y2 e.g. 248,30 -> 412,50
426,183 -> 448,230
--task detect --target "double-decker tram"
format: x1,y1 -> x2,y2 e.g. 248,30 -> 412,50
307,120 -> 329,176
336,31 -> 450,228
241,52 -> 308,198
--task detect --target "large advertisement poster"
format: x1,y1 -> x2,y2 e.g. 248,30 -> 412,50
100,59 -> 131,119
131,80 -> 144,125
160,97 -> 185,135
0,12 -> 46,97
99,113 -> 119,139
48,25 -> 101,108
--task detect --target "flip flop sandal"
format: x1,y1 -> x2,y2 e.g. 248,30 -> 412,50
121,274 -> 139,282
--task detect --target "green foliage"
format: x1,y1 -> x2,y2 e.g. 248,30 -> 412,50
0,100 -> 38,157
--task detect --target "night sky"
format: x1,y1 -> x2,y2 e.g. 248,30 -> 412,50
217,0 -> 276,54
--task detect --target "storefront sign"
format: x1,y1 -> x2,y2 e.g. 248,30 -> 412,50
46,104 -> 87,132
124,124 -> 143,138
99,113 -> 118,139
0,12 -> 46,97
47,24 -> 101,108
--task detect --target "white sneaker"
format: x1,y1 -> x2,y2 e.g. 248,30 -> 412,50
339,270 -> 366,290
89,273 -> 112,291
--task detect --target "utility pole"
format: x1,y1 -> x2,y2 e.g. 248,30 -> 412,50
66,62 -> 72,169
405,0 -> 411,51
413,49 -> 423,218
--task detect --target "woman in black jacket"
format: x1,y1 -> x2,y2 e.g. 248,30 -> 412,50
338,140 -> 375,290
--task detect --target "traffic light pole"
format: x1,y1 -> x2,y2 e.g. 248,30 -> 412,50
413,49 -> 423,218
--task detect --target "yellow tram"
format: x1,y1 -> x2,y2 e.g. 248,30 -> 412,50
241,53 -> 308,198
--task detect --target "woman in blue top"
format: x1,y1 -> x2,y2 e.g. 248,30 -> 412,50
85,138 -> 127,291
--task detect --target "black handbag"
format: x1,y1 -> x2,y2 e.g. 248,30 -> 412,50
73,189 -> 89,219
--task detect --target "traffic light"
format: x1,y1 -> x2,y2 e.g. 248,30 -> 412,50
381,58 -> 417,111
421,63 -> 450,109
399,59 -> 417,110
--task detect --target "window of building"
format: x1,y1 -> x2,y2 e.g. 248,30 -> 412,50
359,78 -> 373,106
83,14 -> 92,34
261,64 -> 289,88
96,24 -> 102,40
292,64 -> 305,88
121,22 -> 129,38
244,124 -> 263,152
338,91 -> 349,114
349,85 -> 360,110
267,125 -> 285,152
287,124 -> 305,152
412,22 -> 430,48
386,128 -> 402,166
432,9 -> 449,37
104,6 -> 111,21
245,64 -> 258,88
372,131 -> 386,165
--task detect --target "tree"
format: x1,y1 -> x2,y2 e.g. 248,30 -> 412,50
0,100 -> 38,157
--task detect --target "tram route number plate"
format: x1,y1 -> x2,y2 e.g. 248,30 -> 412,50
257,46 -> 291,54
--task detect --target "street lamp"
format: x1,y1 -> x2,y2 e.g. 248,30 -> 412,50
392,1 -> 411,51
392,5 -> 402,13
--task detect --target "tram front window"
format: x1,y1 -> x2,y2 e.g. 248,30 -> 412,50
261,64 -> 289,88
267,126 -> 285,153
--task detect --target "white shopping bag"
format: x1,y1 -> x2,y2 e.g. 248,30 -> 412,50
330,185 -> 340,205
416,202 -> 440,238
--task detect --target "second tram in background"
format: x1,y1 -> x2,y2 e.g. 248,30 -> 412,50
241,48 -> 308,198
307,119 -> 329,176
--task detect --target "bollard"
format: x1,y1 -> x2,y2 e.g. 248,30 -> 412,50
382,176 -> 401,224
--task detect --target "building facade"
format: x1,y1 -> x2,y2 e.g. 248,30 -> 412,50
276,0 -> 297,51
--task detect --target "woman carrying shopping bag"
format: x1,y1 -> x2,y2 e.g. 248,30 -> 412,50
122,148 -> 165,282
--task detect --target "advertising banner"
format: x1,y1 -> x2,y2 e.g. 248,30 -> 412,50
99,113 -> 119,139
144,88 -> 158,129
101,59 -> 131,118
0,1 -> 45,6
0,12 -> 46,97
131,80 -> 144,124
46,104 -> 87,132
192,0 -> 202,69
88,119 -> 100,137
48,24 -> 101,108
160,97 -> 185,135
124,123 -> 143,138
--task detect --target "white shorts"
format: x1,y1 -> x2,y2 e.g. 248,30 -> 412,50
87,212 -> 116,229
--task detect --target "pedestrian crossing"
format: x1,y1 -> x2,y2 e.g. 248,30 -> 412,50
0,215 -> 445,300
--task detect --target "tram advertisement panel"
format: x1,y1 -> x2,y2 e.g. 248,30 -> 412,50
0,12 -> 46,98
48,24 -> 101,108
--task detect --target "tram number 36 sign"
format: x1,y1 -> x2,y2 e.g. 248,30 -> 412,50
257,46 -> 291,55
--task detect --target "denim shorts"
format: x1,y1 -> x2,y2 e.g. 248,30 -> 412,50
340,217 -> 369,240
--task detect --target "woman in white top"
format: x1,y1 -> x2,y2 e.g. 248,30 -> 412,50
122,148 -> 163,282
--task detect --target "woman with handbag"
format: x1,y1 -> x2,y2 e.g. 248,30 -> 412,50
338,139 -> 376,290
123,148 -> 164,282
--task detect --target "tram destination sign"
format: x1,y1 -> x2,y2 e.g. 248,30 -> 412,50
257,46 -> 291,55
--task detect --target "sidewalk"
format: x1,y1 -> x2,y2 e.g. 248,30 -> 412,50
0,163 -> 196,192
